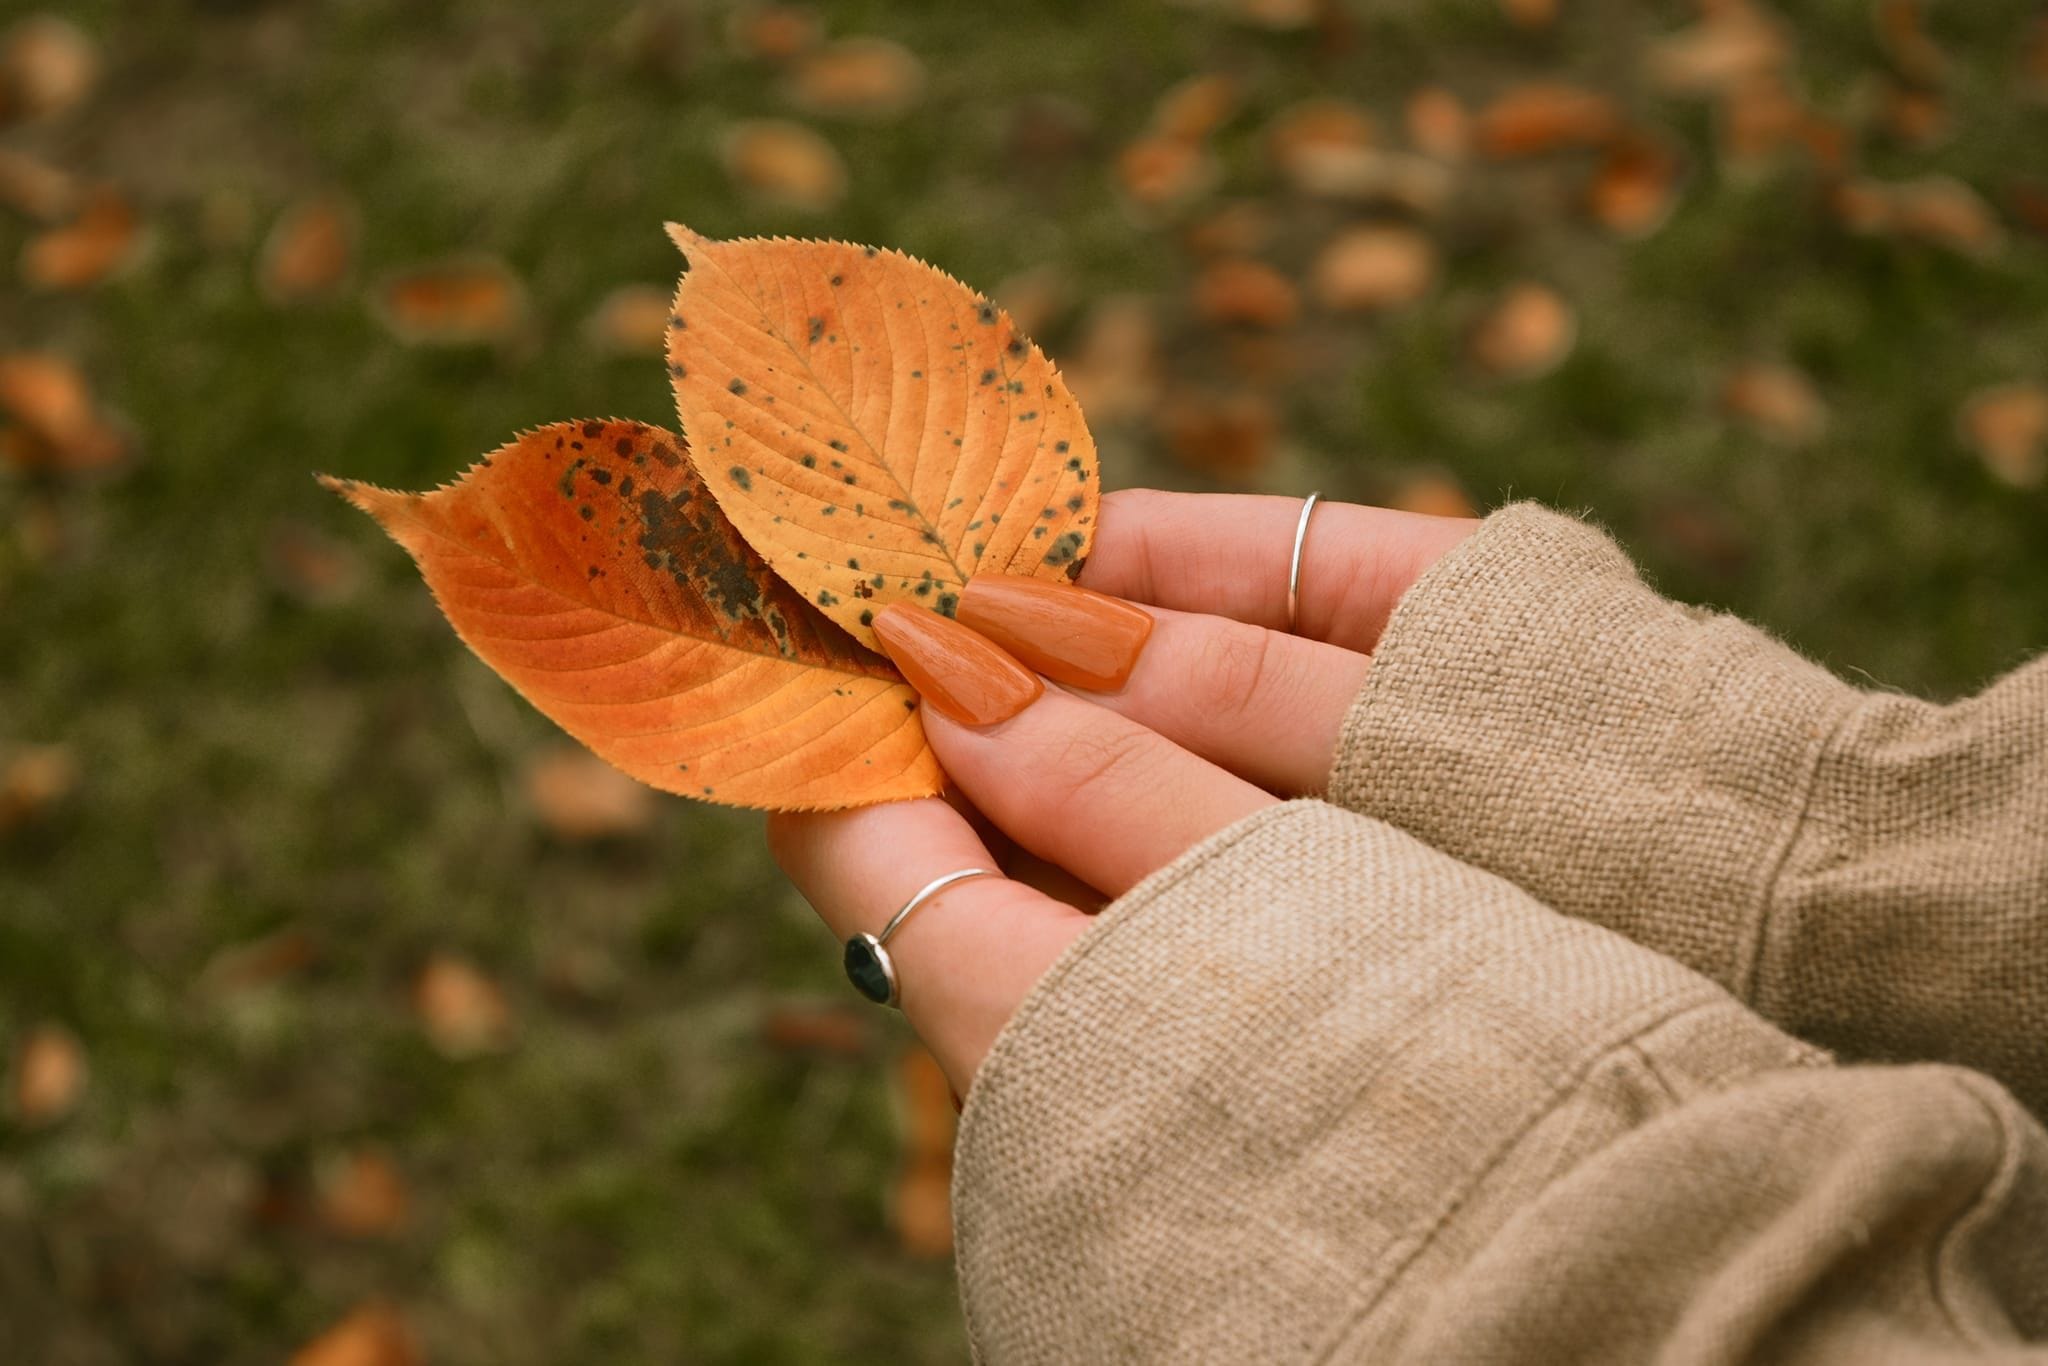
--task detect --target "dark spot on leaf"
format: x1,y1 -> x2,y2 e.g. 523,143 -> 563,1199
650,439 -> 682,468
914,580 -> 931,596
936,592 -> 958,617
843,473 -> 857,485
591,468 -> 613,484
801,453 -> 816,468
861,610 -> 875,626
808,316 -> 824,343
558,458 -> 585,498
582,422 -> 603,438
817,590 -> 839,606
822,506 -> 835,516
847,557 -> 860,570
1064,554 -> 1087,581
579,505 -> 594,521
828,439 -> 848,452
829,273 -> 843,285
728,378 -> 748,395
854,581 -> 873,598
979,369 -> 996,386
670,315 -> 686,331
1067,494 -> 1085,511
618,475 -> 634,498
1007,338 -> 1025,356
729,467 -> 752,490
1020,411 -> 1039,422
1041,507 -> 1057,519
1043,530 -> 1086,567
977,302 -> 996,324
669,362 -> 686,378
972,538 -> 987,558
864,245 -> 879,258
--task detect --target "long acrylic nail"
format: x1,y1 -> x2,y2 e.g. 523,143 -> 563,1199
872,603 -> 1043,727
956,574 -> 1154,693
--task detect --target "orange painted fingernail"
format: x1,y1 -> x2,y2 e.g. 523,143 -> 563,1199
872,603 -> 1043,727
956,574 -> 1154,693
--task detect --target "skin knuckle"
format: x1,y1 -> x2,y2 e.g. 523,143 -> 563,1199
1204,623 -> 1280,721
1039,722 -> 1157,809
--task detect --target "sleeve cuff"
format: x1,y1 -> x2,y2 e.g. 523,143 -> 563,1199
1326,502 -> 1858,1001
949,799 -> 1822,1363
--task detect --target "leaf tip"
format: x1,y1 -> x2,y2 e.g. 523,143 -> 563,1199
664,222 -> 708,263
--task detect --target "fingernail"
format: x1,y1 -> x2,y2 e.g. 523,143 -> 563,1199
956,575 -> 1154,693
872,603 -> 1043,727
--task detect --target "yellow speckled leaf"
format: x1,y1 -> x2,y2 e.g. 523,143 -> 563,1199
664,225 -> 1100,648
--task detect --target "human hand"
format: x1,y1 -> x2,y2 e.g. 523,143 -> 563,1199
768,490 -> 1477,1096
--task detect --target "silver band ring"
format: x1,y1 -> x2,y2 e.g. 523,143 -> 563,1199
843,867 -> 1001,1008
1286,492 -> 1322,634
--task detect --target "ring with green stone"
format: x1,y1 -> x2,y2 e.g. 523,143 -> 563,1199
843,867 -> 1002,1008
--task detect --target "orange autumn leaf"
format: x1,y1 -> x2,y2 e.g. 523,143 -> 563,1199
411,954 -> 513,1058
289,1303 -> 422,1366
314,1146 -> 410,1238
372,256 -> 527,345
1192,257 -> 1300,330
720,118 -> 848,212
11,1021 -> 86,1127
1957,383 -> 2048,489
523,745 -> 655,840
327,419 -> 936,809
785,37 -> 926,120
665,227 -> 1100,650
1586,134 -> 1686,238
20,185 -> 138,290
1468,282 -> 1577,380
260,192 -> 357,303
1474,83 -> 1621,158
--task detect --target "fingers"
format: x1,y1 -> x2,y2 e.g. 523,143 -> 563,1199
1076,488 -> 1476,655
956,575 -> 1370,796
1086,605 -> 1371,796
769,797 -> 1090,1092
909,684 -> 1277,897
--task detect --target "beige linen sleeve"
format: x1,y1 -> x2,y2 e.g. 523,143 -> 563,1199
1326,505 -> 2048,1116
951,801 -> 2048,1363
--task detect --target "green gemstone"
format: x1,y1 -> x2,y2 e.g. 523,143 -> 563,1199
843,937 -> 893,1005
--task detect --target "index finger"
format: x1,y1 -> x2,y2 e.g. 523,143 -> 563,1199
1075,489 -> 1476,655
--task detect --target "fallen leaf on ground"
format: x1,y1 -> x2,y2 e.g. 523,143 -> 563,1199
1183,200 -> 1277,259
720,118 -> 848,212
1193,257 -> 1299,329
1722,363 -> 1827,445
413,954 -> 513,1058
1648,5 -> 1789,96
201,928 -> 319,993
523,746 -> 655,840
1267,97 -> 1379,195
1474,84 -> 1620,158
1586,134 -> 1685,238
1148,72 -> 1240,143
11,1021 -> 85,1126
1231,0 -> 1324,27
260,193 -> 356,303
1405,87 -> 1470,160
1957,383 -> 2048,488
2010,182 -> 2048,238
0,743 -> 79,832
1388,473 -> 1477,519
372,256 -> 527,345
1834,176 -> 2005,257
1310,225 -> 1437,313
727,3 -> 821,61
1879,82 -> 1949,149
289,1303 -> 422,1366
585,282 -> 675,354
1468,282 -> 1576,380
1499,0 -> 1556,28
1115,134 -> 1218,214
0,146 -> 77,220
892,1046 -> 956,1258
0,14 -> 98,122
265,521 -> 365,605
665,226 -> 1101,649
1159,390 -> 1277,477
760,1002 -> 872,1055
785,37 -> 925,120
1873,0 -> 1946,85
20,186 -> 139,289
315,1147 -> 410,1238
1058,294 -> 1162,425
0,351 -> 127,472
328,419 -> 938,809
1716,77 -> 1845,174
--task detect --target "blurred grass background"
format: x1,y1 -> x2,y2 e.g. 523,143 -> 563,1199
1,0 -> 2044,1361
